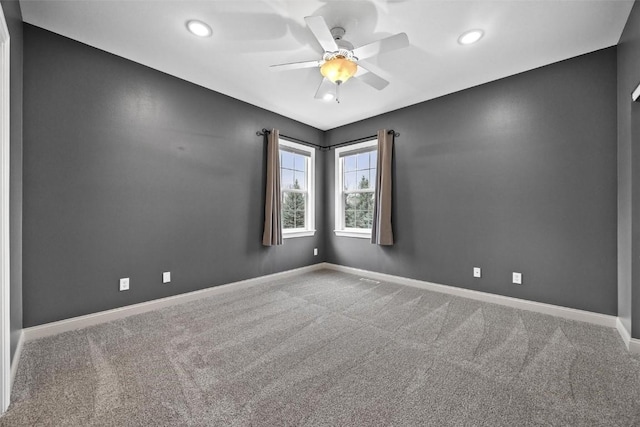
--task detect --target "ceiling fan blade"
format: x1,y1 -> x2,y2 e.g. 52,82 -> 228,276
352,32 -> 409,60
269,60 -> 322,72
304,15 -> 338,53
314,77 -> 335,99
355,66 -> 389,90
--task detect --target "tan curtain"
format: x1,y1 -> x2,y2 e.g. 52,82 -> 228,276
262,129 -> 283,246
371,129 -> 394,245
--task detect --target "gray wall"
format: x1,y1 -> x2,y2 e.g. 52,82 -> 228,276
23,25 -> 325,327
325,48 -> 618,315
618,1 -> 640,339
18,21 -> 623,327
1,0 -> 23,362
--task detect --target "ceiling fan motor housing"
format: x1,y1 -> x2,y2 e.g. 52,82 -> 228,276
323,48 -> 356,62
330,27 -> 345,40
330,27 -> 355,53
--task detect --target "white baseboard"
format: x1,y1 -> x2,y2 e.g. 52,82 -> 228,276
615,318 -> 640,354
23,263 -> 325,342
10,330 -> 23,390
616,318 -> 631,350
22,262 -> 638,355
323,263 -> 617,329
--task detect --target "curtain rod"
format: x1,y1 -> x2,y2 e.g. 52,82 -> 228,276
256,130 -> 324,151
256,128 -> 399,152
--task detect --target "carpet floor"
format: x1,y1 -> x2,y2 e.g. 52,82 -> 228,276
1,269 -> 639,426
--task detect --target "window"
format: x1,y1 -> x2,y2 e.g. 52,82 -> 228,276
280,139 -> 315,238
334,139 -> 377,238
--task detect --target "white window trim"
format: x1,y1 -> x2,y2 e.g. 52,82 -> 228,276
334,139 -> 377,239
279,139 -> 316,239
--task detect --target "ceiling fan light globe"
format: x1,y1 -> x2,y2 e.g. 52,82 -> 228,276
320,57 -> 357,84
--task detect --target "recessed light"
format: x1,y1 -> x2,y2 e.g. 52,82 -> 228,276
323,93 -> 335,101
458,29 -> 484,45
187,20 -> 212,37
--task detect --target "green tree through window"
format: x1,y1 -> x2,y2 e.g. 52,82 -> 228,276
345,175 -> 374,228
282,179 -> 306,229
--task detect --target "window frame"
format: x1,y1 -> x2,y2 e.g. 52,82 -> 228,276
334,139 -> 378,239
279,138 -> 316,239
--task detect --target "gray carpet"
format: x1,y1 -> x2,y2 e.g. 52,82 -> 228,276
2,269 -> 640,426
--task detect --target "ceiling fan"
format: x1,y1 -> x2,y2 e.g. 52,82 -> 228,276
270,16 -> 409,103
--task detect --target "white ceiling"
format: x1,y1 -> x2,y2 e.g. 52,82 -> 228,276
20,0 -> 634,131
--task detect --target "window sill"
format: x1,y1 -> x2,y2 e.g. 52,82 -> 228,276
283,230 -> 316,239
334,230 -> 372,239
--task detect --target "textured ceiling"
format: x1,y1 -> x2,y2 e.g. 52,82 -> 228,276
20,0 -> 634,130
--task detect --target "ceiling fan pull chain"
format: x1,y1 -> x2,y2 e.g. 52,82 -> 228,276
336,82 -> 341,103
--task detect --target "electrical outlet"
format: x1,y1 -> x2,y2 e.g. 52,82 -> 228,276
314,248 -> 318,256
163,271 -> 171,284
512,272 -> 522,285
473,267 -> 481,278
119,277 -> 130,291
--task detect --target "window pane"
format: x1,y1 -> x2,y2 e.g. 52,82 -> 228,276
294,171 -> 306,190
345,212 -> 356,228
344,192 -> 374,229
281,151 -> 294,169
295,209 -> 306,228
344,192 -> 373,229
354,210 -> 365,228
357,209 -> 373,229
357,152 -> 370,169
282,192 -> 306,229
361,192 -> 374,213
345,193 -> 358,210
344,155 -> 356,172
281,168 -> 294,189
344,171 -> 357,191
294,154 -> 306,172
344,193 -> 356,228
370,150 -> 377,169
357,173 -> 370,190
369,169 -> 377,188
282,193 -> 295,229
344,209 -> 356,228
